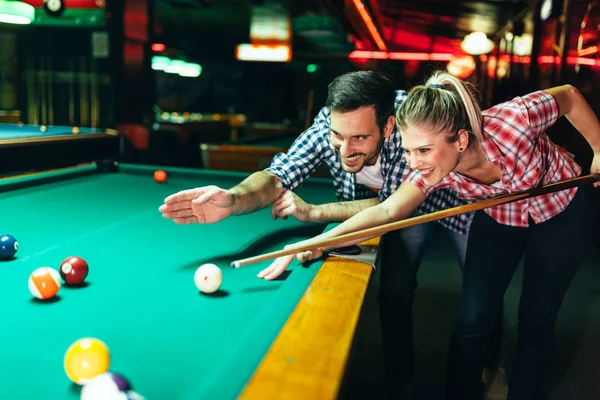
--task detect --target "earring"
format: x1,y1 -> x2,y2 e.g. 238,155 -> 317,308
459,147 -> 464,152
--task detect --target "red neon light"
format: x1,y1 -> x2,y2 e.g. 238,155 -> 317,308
348,51 -> 454,61
151,43 -> 166,52
351,0 -> 387,51
22,0 -> 103,8
512,55 -> 531,63
430,53 -> 455,61
490,55 -> 600,67
567,56 -> 597,66
389,52 -> 429,60
538,56 -> 559,64
349,51 -> 389,59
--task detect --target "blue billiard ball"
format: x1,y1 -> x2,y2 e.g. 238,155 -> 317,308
0,234 -> 18,260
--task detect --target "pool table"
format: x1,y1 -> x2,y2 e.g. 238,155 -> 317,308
0,123 -> 119,175
0,163 -> 379,399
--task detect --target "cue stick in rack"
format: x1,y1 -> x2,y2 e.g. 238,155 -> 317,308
231,173 -> 600,268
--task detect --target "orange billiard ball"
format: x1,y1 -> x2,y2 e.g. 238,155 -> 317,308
28,267 -> 61,300
64,338 -> 110,384
154,169 -> 167,183
59,256 -> 89,285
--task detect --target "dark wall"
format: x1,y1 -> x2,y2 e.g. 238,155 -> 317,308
16,27 -> 114,128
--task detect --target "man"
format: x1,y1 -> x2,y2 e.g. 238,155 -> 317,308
159,71 -> 479,398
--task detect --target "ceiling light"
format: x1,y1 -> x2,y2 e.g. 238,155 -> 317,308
235,44 -> 291,62
164,60 -> 186,74
178,63 -> 202,78
0,0 -> 35,25
513,34 -> 533,56
461,32 -> 495,55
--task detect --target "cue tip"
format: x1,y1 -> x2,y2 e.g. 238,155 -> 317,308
231,261 -> 240,268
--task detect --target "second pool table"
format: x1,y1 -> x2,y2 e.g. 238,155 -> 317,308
0,122 -> 119,175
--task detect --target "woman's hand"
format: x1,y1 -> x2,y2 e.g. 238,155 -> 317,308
257,245 -> 323,280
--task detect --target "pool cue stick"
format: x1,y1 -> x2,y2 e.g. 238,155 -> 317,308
231,173 -> 600,268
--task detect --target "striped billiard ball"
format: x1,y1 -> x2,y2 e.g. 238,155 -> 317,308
28,267 -> 61,300
60,256 -> 89,285
64,338 -> 110,384
0,234 -> 18,260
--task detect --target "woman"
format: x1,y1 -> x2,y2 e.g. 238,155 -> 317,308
259,71 -> 600,400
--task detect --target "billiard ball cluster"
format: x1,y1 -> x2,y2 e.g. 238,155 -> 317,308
28,256 -> 89,300
64,338 -> 145,399
8,201 -> 226,397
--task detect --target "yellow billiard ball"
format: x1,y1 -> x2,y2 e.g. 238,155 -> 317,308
64,338 -> 110,384
72,126 -> 80,134
40,125 -> 47,132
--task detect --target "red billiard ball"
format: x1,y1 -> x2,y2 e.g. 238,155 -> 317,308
60,256 -> 89,285
154,169 -> 167,183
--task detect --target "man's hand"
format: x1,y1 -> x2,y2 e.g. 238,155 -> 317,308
257,244 -> 324,280
159,186 -> 235,224
271,190 -> 315,222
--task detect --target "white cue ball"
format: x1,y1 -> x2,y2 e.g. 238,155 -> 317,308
194,263 -> 223,294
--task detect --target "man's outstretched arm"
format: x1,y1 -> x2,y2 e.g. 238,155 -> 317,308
160,171 -> 284,224
230,171 -> 284,215
271,191 -> 380,223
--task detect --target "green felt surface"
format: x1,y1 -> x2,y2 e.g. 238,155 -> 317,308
0,164 -> 337,399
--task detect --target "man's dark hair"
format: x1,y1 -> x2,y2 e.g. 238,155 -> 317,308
325,71 -> 396,133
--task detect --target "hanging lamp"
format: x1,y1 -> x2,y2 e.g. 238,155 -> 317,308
0,0 -> 35,25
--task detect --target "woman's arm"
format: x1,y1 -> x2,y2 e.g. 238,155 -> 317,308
544,85 -> 600,185
317,181 -> 426,246
257,183 -> 426,280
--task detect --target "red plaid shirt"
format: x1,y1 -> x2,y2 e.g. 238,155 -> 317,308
406,91 -> 581,227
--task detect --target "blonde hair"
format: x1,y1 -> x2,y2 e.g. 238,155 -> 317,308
396,71 -> 483,149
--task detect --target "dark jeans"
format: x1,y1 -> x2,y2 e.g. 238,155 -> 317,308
446,189 -> 593,400
378,220 -> 498,393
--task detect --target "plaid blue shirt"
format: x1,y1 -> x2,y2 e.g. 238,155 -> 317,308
266,90 -> 471,234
